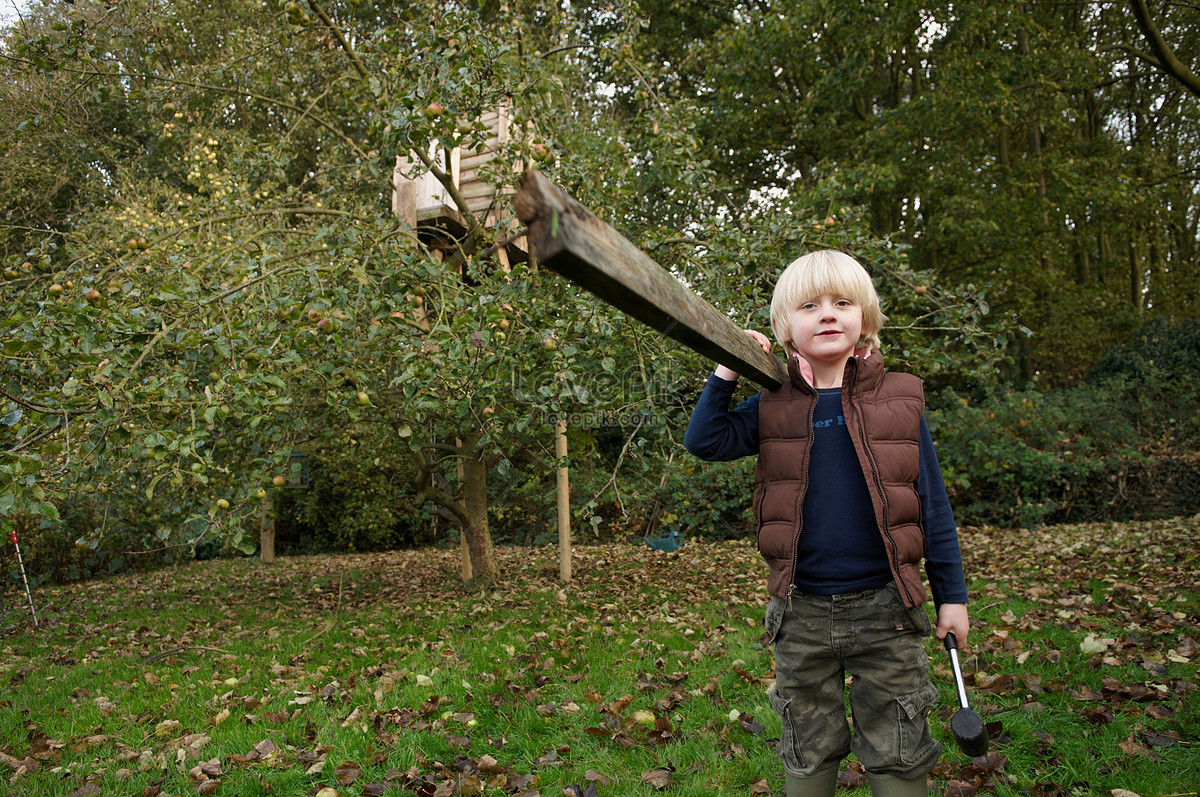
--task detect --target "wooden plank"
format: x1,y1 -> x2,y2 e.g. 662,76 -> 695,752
513,170 -> 788,389
461,149 -> 498,165
462,182 -> 499,200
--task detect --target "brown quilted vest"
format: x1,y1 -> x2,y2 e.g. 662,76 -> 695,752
753,351 -> 928,607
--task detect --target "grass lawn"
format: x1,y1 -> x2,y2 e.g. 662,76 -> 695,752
1,517 -> 1197,796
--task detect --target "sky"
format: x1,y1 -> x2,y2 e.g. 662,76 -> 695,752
1,0 -> 29,30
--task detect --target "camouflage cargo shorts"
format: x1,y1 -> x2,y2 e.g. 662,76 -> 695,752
765,582 -> 942,778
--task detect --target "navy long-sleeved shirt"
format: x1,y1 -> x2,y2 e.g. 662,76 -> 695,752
685,373 -> 968,607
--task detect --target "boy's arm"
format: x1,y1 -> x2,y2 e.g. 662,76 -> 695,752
684,330 -> 771,461
916,416 -> 970,642
684,374 -> 761,461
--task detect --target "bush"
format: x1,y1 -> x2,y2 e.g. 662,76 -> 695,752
929,321 -> 1200,527
651,458 -> 756,542
2,504 -> 185,590
273,450 -> 442,555
1089,317 -> 1200,382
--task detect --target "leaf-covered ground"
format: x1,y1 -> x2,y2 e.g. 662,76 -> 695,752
1,517 -> 1197,796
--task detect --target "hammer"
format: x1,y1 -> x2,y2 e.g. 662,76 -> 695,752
943,632 -> 989,757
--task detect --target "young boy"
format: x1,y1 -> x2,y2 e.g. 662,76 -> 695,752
684,250 -> 969,797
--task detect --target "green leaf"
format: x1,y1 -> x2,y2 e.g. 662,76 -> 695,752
146,471 -> 167,501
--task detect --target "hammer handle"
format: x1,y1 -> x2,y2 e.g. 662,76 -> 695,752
943,632 -> 971,710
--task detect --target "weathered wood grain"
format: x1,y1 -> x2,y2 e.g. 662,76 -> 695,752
512,170 -> 787,389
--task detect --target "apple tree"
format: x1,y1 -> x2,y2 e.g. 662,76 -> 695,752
0,0 -> 707,581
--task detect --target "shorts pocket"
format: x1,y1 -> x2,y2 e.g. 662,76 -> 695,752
906,604 -> 933,637
768,686 -> 807,771
764,597 -> 785,644
882,582 -> 931,637
896,682 -> 940,767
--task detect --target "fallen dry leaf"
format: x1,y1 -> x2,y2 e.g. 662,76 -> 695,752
837,766 -> 867,787
334,760 -> 362,786
154,720 -> 181,738
641,769 -> 672,790
945,780 -> 976,797
251,738 -> 280,760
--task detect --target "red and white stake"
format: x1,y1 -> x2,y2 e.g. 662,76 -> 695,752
8,523 -> 39,628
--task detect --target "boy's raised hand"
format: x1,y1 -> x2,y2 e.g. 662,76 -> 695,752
714,330 -> 772,381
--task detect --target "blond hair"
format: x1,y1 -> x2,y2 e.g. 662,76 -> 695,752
769,250 -> 886,356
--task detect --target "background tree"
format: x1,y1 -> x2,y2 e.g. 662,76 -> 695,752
620,0 -> 1199,384
0,0 -> 640,577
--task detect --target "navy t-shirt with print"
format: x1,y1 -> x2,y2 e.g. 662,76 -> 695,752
797,388 -> 892,595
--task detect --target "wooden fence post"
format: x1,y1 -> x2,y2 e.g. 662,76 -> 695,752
259,493 -> 275,564
556,415 -> 571,581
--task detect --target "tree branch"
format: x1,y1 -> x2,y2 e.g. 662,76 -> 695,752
584,414 -> 646,518
0,54 -> 376,161
158,207 -> 353,247
0,386 -> 97,416
1129,0 -> 1200,98
406,140 -> 487,253
305,0 -> 370,80
1097,43 -> 1165,71
408,443 -> 471,525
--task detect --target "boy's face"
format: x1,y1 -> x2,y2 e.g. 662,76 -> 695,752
784,293 -> 863,369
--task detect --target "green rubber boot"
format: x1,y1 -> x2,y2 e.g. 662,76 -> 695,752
785,765 -> 838,797
866,772 -> 928,797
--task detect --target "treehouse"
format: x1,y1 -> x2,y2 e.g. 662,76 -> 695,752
392,105 -> 529,269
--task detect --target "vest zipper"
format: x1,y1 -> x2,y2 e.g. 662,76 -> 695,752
848,366 -> 912,607
787,393 -> 817,613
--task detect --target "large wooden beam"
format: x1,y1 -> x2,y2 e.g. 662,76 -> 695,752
512,170 -> 788,389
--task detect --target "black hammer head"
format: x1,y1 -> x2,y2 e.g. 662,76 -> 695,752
950,707 -> 990,758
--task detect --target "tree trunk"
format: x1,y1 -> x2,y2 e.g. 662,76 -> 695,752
456,440 -> 473,581
1076,226 -> 1092,285
1016,30 -> 1047,200
1129,232 -> 1147,314
459,430 -> 500,582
